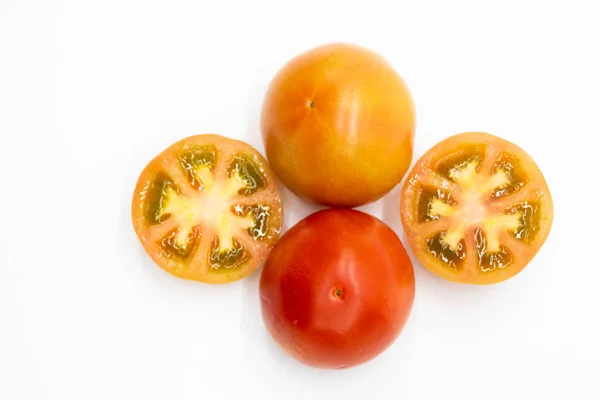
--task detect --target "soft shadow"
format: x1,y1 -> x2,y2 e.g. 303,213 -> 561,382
380,184 -> 403,236
354,196 -> 384,220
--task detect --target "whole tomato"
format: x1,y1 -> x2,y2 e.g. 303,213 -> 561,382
260,43 -> 415,207
259,209 -> 415,369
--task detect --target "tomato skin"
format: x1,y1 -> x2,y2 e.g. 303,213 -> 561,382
259,209 -> 415,369
260,43 -> 415,207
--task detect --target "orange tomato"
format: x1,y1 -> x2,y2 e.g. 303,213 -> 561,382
261,43 -> 415,207
400,132 -> 553,285
131,134 -> 283,284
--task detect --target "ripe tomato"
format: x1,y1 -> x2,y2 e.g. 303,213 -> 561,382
260,43 -> 415,207
131,134 -> 283,284
401,132 -> 553,285
259,209 -> 415,369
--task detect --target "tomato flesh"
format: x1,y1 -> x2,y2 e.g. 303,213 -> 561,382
132,134 -> 283,284
259,209 -> 415,369
401,132 -> 553,285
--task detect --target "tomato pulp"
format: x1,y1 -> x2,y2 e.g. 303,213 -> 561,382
131,134 -> 283,284
401,132 -> 553,284
259,209 -> 415,369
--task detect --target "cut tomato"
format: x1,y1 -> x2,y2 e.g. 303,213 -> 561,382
400,132 -> 553,284
131,134 -> 283,284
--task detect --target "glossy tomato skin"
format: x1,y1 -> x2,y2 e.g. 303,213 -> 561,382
261,43 -> 415,207
259,209 -> 415,369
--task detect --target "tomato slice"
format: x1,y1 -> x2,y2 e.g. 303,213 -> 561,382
400,132 -> 553,284
131,134 -> 283,284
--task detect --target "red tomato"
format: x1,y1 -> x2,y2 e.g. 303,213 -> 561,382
259,209 -> 415,369
260,43 -> 415,207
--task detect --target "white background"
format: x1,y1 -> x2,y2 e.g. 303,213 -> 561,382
1,1 -> 599,399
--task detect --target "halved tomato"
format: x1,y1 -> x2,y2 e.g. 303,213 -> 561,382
131,134 -> 283,284
400,132 -> 553,285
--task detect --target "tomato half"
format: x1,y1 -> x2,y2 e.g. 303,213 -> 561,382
401,132 -> 553,285
260,43 -> 415,207
259,209 -> 415,369
131,134 -> 283,284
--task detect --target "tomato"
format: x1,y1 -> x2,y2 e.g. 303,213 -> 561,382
131,134 -> 283,284
400,132 -> 553,285
259,209 -> 415,369
260,43 -> 415,207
